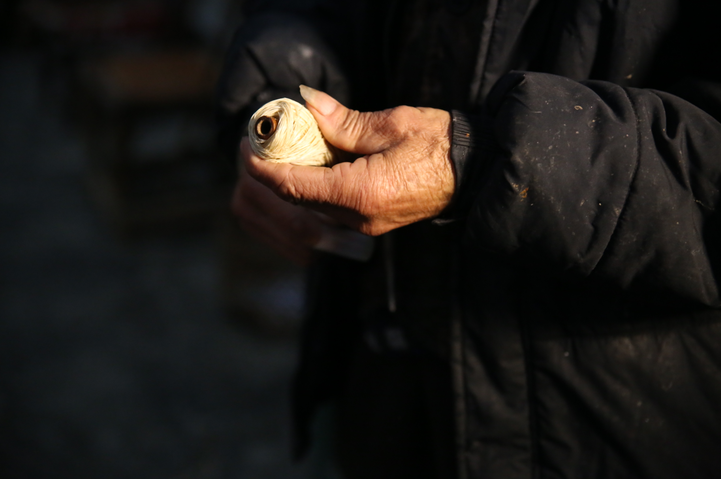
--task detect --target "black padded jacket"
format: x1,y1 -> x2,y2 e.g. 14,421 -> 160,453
217,0 -> 721,477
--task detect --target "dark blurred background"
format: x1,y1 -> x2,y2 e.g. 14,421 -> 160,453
0,1 -> 310,477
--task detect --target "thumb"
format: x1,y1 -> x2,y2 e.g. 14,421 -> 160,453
299,85 -> 395,155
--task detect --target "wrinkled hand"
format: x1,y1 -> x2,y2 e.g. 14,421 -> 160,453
231,163 -> 323,265
243,86 -> 455,236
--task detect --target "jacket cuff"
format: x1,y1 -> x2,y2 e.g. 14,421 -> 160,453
435,110 -> 497,222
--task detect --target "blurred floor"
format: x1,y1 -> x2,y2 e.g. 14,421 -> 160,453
0,49 -> 308,479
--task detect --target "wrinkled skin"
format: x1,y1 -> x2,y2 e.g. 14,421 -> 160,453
231,87 -> 455,263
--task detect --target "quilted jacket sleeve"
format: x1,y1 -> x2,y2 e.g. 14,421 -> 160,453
452,71 -> 721,306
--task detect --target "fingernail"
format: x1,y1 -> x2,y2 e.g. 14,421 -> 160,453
299,85 -> 338,116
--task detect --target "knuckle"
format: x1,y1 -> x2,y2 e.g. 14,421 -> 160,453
374,108 -> 408,145
339,110 -> 368,146
359,222 -> 385,237
339,108 -> 361,131
275,175 -> 301,204
388,105 -> 415,126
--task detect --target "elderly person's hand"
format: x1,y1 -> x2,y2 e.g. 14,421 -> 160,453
231,151 -> 376,265
231,167 -> 323,265
243,87 -> 455,236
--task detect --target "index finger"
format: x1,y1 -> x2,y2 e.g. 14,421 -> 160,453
242,136 -> 367,208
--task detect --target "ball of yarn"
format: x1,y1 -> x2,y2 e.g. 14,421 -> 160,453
247,98 -> 338,166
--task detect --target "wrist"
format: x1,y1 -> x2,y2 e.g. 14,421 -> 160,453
435,110 -> 497,222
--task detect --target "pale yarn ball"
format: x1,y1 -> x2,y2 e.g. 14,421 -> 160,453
247,98 -> 338,166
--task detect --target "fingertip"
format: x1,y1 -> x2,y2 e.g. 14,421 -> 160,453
241,138 -> 266,176
243,151 -> 299,204
299,85 -> 338,116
